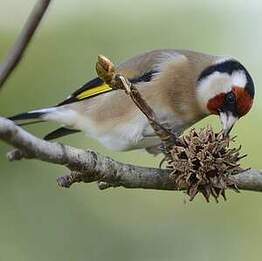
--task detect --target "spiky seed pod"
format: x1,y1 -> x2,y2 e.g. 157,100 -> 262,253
166,126 -> 245,202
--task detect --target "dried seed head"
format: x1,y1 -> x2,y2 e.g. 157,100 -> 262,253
166,126 -> 244,202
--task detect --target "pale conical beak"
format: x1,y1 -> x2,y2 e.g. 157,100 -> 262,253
219,111 -> 238,136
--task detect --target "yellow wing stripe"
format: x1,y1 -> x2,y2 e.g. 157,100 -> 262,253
76,83 -> 112,100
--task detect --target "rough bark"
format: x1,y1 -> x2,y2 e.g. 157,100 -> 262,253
0,116 -> 261,193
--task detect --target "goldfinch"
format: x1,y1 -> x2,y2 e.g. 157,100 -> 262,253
9,49 -> 255,154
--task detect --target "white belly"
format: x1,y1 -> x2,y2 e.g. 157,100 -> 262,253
85,112 -> 187,151
92,115 -> 161,151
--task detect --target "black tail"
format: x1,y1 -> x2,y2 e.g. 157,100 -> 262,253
9,109 -> 80,141
8,109 -> 53,126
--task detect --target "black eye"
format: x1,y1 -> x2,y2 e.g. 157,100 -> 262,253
226,92 -> 236,104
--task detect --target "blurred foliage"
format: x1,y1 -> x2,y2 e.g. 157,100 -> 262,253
0,1 -> 261,260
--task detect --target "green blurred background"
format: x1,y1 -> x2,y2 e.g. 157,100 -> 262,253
0,0 -> 262,260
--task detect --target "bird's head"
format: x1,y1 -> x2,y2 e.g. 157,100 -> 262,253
197,59 -> 255,135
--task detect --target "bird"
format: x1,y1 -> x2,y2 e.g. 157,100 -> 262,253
9,49 -> 255,155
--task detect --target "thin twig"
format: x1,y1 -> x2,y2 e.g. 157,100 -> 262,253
0,0 -> 52,89
116,75 -> 179,150
96,55 -> 179,154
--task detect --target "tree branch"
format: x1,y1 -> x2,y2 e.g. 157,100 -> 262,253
0,116 -> 261,193
0,0 -> 52,89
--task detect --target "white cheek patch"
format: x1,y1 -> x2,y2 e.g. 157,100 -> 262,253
197,70 -> 247,114
197,72 -> 232,114
231,70 -> 247,88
